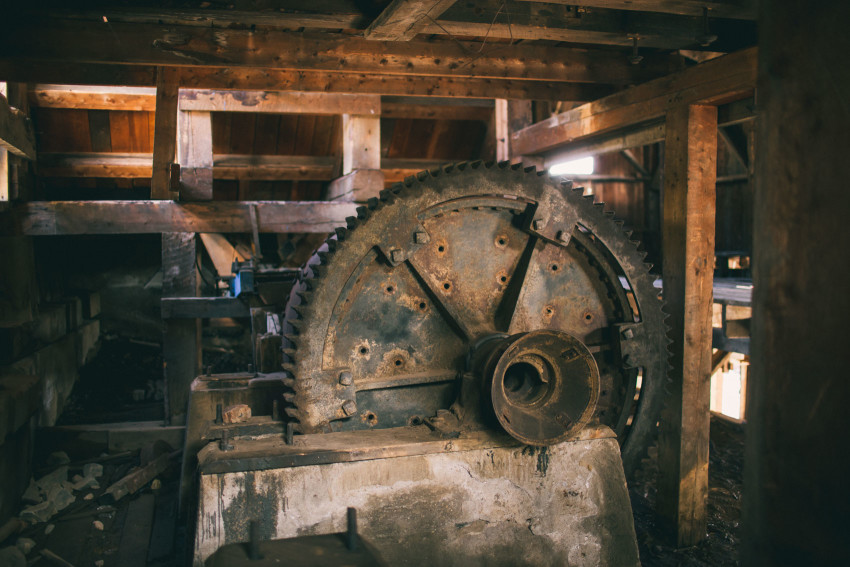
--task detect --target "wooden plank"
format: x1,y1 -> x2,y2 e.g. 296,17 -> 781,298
162,233 -> 201,423
216,155 -> 336,180
3,61 -> 612,102
381,102 -> 492,122
0,24 -> 679,87
0,94 -> 36,159
495,99 -> 532,161
180,90 -> 380,116
38,152 -> 153,178
29,85 -> 156,111
199,233 -> 247,277
151,68 -> 179,199
366,0 -> 458,40
656,104 -> 717,547
161,297 -> 251,319
514,0 -> 755,20
326,169 -> 385,202
511,47 -> 756,156
46,4 -> 367,32
428,1 -> 755,49
177,111 -> 213,200
342,115 -> 381,173
1,201 -> 359,236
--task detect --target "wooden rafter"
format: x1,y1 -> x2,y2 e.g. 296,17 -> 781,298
0,201 -> 359,236
36,153 -> 446,182
511,47 -> 756,156
0,23 -> 678,87
515,0 -> 754,20
4,62 -> 612,101
366,0 -> 458,41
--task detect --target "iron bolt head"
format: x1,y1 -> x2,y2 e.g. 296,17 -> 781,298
339,371 -> 353,386
390,249 -> 405,263
532,218 -> 546,230
557,230 -> 570,243
414,231 -> 430,244
621,328 -> 635,340
342,400 -> 357,416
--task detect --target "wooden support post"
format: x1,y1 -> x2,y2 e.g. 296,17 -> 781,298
743,1 -> 850,564
657,103 -> 717,547
177,111 -> 213,200
151,68 -> 179,200
327,114 -> 384,202
161,233 -> 201,425
495,99 -> 541,168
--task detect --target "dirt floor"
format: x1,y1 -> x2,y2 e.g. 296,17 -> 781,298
631,415 -> 745,566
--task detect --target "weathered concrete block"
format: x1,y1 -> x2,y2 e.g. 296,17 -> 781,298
81,291 -> 101,320
194,434 -> 640,566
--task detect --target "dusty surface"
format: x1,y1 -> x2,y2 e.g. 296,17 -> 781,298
631,415 -> 744,566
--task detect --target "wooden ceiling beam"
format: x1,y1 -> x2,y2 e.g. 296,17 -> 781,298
365,0 -> 457,41
36,153 -> 451,182
0,200 -> 359,236
513,0 -> 755,20
426,1 -> 755,51
30,86 -> 381,115
0,22 -> 678,86
511,47 -> 756,156
6,62 -> 612,102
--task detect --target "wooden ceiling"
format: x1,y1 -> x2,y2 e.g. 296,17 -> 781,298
0,1 -> 757,98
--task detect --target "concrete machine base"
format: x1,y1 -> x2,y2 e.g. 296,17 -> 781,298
193,424 -> 640,566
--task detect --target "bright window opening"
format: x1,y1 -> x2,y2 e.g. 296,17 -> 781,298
549,156 -> 595,177
710,351 -> 748,421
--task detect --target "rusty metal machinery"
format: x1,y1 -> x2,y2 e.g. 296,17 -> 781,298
281,162 -> 667,477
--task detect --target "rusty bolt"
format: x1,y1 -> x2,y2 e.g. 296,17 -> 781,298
621,328 -> 635,340
342,400 -> 357,416
557,230 -> 570,244
339,371 -> 353,386
220,429 -> 234,452
414,231 -> 430,244
532,218 -> 545,230
390,249 -> 405,263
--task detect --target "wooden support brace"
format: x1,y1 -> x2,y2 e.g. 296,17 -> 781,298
0,94 -> 36,160
495,99 -> 533,163
151,68 -> 179,200
177,111 -> 213,201
161,232 -> 201,424
657,103 -> 718,547
331,114 -> 384,202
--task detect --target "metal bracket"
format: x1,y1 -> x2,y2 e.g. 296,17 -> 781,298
614,322 -> 645,369
376,222 -> 430,267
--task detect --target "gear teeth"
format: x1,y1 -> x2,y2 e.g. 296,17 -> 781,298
497,160 -> 510,169
345,216 -> 358,229
283,392 -> 296,403
355,206 -> 369,220
282,376 -> 296,387
524,164 -> 537,173
510,162 -> 523,171
604,210 -> 615,217
366,197 -> 379,210
282,362 -> 297,372
614,219 -> 625,227
284,407 -> 300,419
334,226 -> 348,239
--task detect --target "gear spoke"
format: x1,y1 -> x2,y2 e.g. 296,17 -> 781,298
407,255 -> 474,343
494,233 -> 538,332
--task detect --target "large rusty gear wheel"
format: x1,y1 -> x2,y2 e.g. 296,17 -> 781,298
282,162 -> 668,478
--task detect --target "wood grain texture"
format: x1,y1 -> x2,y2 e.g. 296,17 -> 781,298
656,103 -> 717,547
0,23 -> 677,86
365,0 -> 458,40
511,47 -> 755,156
0,94 -> 36,159
1,200 -> 359,235
177,111 -> 213,200
151,68 -> 179,199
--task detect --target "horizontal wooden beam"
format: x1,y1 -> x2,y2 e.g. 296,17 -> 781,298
0,22 -> 678,87
30,86 -> 381,116
427,1 -> 755,51
511,47 -> 756,156
0,201 -> 359,236
514,0 -> 755,20
541,96 -> 754,165
0,95 -> 36,159
6,62 -> 611,102
36,153 -> 453,182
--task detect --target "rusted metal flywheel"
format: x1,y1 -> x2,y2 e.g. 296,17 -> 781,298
282,162 -> 668,478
